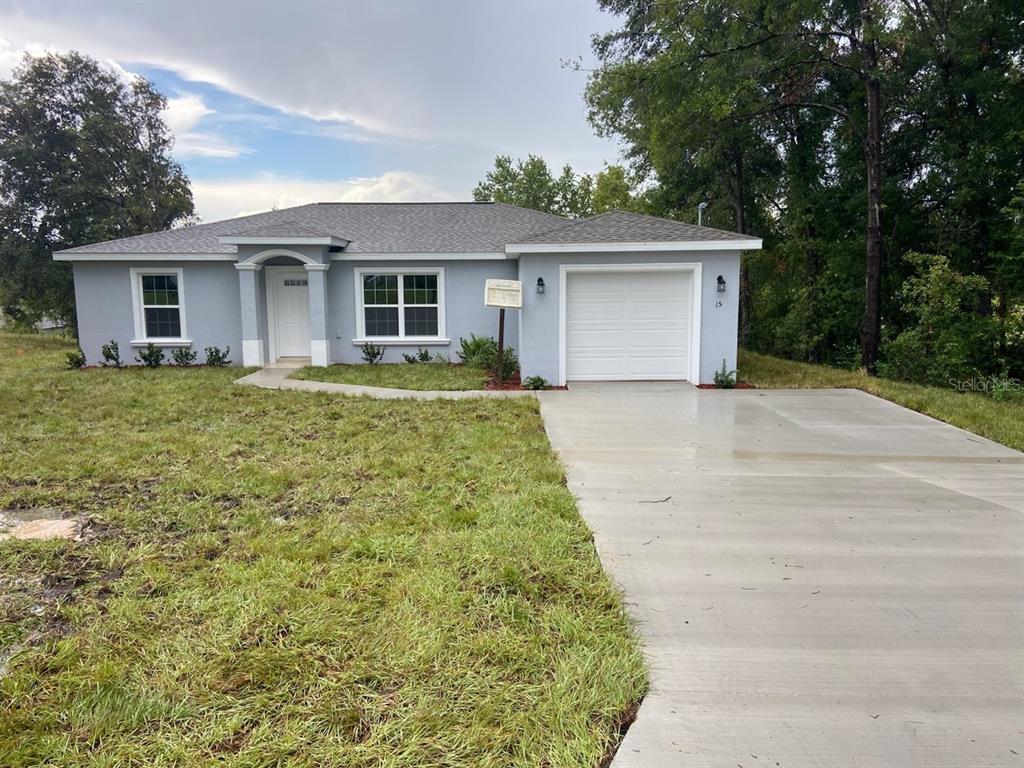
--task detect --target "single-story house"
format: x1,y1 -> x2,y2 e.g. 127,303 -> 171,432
54,203 -> 761,385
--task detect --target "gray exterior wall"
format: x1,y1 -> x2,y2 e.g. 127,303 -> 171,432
326,260 -> 518,364
72,261 -> 242,365
516,250 -> 742,385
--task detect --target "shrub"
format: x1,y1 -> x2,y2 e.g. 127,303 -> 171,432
100,340 -> 122,368
402,347 -> 433,364
170,345 -> 198,366
880,253 -> 999,385
458,334 -> 495,367
136,342 -> 165,367
360,342 -> 386,364
204,346 -> 231,366
65,349 -> 86,370
458,334 -> 518,379
713,359 -> 737,388
523,375 -> 549,390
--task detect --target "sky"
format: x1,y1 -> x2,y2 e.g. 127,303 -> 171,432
0,0 -> 624,222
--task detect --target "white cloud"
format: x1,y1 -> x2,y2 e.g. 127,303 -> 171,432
161,93 -> 246,159
191,171 -> 458,222
161,93 -> 212,134
0,0 -> 620,165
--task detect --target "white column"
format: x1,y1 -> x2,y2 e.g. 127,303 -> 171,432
235,262 -> 265,367
305,263 -> 330,366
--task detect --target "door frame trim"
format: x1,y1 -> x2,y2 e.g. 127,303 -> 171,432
266,266 -> 310,361
558,262 -> 702,386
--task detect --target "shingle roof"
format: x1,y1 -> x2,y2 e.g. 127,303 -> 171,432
514,210 -> 753,244
230,220 -> 342,239
55,202 -> 570,255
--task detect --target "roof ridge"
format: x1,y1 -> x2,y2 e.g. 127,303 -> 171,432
313,201 -> 489,205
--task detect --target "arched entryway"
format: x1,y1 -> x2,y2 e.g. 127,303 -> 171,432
235,249 -> 330,367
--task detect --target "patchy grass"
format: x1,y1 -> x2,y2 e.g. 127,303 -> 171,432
739,349 -> 1024,452
0,334 -> 645,767
291,362 -> 490,391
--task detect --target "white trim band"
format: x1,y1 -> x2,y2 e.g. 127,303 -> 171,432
54,253 -> 236,262
351,338 -> 451,346
506,240 -> 761,254
332,252 -> 507,261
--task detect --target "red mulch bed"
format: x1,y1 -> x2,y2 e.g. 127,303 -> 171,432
484,374 -> 568,391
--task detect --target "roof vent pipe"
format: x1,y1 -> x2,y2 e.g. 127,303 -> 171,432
698,202 -> 709,227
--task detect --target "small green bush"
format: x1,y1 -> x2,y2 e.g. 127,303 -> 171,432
523,375 -> 549,390
65,349 -> 86,370
458,334 -> 495,367
136,343 -> 165,367
402,347 -> 433,364
204,346 -> 231,366
458,334 -> 518,378
713,359 -> 737,388
170,345 -> 198,366
360,342 -> 386,364
100,340 -> 122,368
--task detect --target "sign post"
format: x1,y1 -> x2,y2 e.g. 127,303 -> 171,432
484,279 -> 523,385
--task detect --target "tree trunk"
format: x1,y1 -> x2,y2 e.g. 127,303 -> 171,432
729,148 -> 752,348
859,0 -> 884,375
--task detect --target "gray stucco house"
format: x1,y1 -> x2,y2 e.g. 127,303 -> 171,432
54,203 -> 761,385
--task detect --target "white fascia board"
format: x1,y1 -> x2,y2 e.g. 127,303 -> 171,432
218,235 -> 349,246
53,252 -> 237,262
504,239 -> 762,254
331,251 -> 508,261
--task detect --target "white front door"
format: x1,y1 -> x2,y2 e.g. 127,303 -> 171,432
269,269 -> 310,359
565,270 -> 692,381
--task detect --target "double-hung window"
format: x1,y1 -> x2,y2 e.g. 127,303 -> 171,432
357,269 -> 445,341
130,267 -> 187,342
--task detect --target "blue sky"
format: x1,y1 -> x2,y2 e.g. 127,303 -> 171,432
1,0 -> 622,221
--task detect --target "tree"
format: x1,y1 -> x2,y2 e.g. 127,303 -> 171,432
0,52 -> 194,327
588,0 -> 898,372
472,154 -> 595,218
592,165 -> 634,213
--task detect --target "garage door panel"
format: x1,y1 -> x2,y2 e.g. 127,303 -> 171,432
629,301 -> 687,322
568,328 -> 629,350
627,325 -> 687,342
628,356 -> 688,377
566,270 -> 692,382
569,356 -> 627,378
569,301 -> 627,322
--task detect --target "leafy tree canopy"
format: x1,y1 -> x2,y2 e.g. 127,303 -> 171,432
473,155 -> 635,218
0,51 -> 195,327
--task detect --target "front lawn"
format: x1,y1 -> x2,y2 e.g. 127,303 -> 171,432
0,334 -> 644,766
739,349 -> 1024,452
291,362 -> 490,391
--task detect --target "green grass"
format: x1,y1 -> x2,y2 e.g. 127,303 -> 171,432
0,334 -> 645,767
739,349 -> 1024,452
290,363 -> 490,391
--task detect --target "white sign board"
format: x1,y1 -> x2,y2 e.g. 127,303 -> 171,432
484,279 -> 522,309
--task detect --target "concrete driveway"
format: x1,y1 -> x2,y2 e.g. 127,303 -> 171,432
539,384 -> 1024,768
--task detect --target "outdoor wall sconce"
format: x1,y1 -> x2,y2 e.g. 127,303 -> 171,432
536,277 -> 546,294
716,275 -> 726,293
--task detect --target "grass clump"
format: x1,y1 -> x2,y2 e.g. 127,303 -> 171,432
291,362 -> 490,391
0,333 -> 645,766
739,349 -> 1024,451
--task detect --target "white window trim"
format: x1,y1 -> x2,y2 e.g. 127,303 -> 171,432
353,267 -> 446,344
129,266 -> 189,345
558,263 -> 702,386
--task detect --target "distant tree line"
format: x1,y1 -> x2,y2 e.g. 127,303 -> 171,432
478,0 -> 1024,387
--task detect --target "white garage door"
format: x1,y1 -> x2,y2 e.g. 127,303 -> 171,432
565,270 -> 692,381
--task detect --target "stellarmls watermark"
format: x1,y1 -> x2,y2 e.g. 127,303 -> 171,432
948,376 -> 1022,394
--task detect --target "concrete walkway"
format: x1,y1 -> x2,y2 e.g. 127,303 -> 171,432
539,383 -> 1024,768
235,364 -> 533,400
